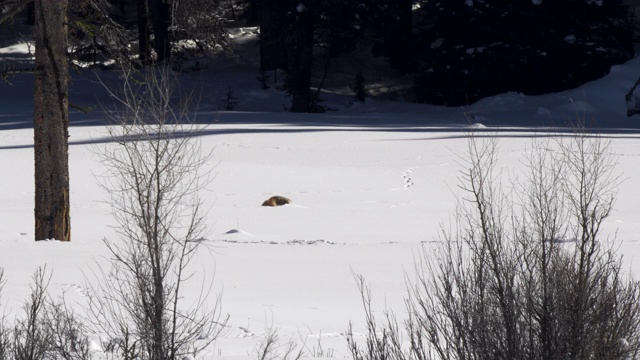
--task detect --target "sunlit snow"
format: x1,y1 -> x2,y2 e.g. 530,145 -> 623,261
1,27 -> 640,359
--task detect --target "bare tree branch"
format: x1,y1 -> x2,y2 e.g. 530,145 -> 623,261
86,67 -> 225,360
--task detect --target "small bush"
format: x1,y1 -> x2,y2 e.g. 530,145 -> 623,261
256,70 -> 271,90
350,72 -> 369,103
254,327 -> 303,360
223,85 -> 239,110
0,267 -> 91,360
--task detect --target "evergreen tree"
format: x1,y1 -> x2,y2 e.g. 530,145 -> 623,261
315,0 -> 363,57
223,86 -> 239,110
64,0 -> 229,68
413,0 -> 636,106
286,2 -> 314,112
350,72 -> 370,102
276,0 -> 366,112
257,0 -> 292,71
369,0 -> 415,71
137,0 -> 151,65
148,0 -> 171,62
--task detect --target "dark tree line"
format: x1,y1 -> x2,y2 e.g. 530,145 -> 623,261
247,0 -> 636,108
18,0 -> 630,111
3,0 -> 637,113
51,0 -> 228,71
413,0 -> 636,105
246,0 -> 414,112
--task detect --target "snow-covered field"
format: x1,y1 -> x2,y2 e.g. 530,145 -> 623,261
2,31 -> 640,358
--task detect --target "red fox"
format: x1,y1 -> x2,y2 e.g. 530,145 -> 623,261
262,195 -> 291,207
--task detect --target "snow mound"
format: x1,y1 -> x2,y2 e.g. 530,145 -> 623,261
225,228 -> 252,235
467,123 -> 487,129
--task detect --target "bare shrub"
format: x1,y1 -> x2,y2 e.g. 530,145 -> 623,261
0,268 -> 9,360
300,330 -> 335,358
346,275 -> 406,360
45,300 -> 92,360
12,267 -> 53,360
0,321 -> 7,360
254,327 -> 303,360
7,267 -> 91,360
350,131 -> 640,360
87,67 -> 226,360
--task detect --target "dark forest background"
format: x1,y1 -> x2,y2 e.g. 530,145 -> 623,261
1,0 -> 637,110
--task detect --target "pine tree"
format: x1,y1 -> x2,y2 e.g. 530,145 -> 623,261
223,86 -> 239,111
286,2 -> 314,113
258,0 -> 292,71
251,0 -> 386,112
368,0 -> 414,70
256,70 -> 271,90
350,72 -> 370,102
148,0 -> 171,62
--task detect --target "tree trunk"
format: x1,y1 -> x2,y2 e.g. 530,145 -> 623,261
34,0 -> 70,241
389,0 -> 413,70
137,0 -> 151,65
148,0 -> 171,62
288,3 -> 314,113
259,0 -> 288,71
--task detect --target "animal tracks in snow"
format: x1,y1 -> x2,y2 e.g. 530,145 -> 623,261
213,238 -> 341,246
61,283 -> 89,297
401,167 -> 416,189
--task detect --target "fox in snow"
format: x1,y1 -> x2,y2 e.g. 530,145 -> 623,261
262,195 -> 291,207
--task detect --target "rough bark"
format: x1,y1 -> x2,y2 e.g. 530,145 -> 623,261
34,0 -> 70,241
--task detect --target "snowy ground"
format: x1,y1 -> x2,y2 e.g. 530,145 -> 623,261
2,30 -> 640,359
